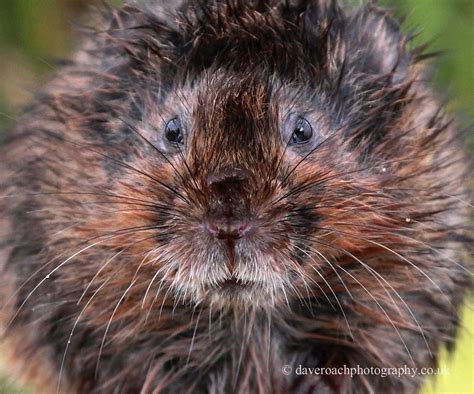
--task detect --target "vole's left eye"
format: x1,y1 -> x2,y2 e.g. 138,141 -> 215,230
291,117 -> 313,145
165,117 -> 183,144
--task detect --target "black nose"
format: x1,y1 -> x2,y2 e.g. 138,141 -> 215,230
205,166 -> 253,240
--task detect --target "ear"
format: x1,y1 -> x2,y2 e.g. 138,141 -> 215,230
346,5 -> 409,82
297,0 -> 345,75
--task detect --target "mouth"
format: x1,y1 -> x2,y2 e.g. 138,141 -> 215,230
220,277 -> 249,288
199,274 -> 280,308
216,277 -> 255,295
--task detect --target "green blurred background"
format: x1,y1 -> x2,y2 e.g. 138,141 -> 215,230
0,0 -> 472,393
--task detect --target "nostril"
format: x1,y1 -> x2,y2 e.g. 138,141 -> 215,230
206,167 -> 251,187
205,220 -> 253,240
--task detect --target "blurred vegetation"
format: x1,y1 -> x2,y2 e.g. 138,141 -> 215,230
385,0 -> 474,111
382,0 -> 474,152
0,0 -> 472,393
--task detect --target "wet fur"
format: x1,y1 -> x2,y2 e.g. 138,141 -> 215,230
0,0 -> 472,393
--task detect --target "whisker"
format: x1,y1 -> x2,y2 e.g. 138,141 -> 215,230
117,116 -> 189,186
77,249 -> 126,305
293,244 -> 354,340
6,237 -> 118,330
305,238 -> 433,357
39,131 -> 191,205
95,278 -> 138,378
280,132 -> 339,187
57,279 -> 110,394
323,252 -> 417,366
185,308 -> 202,366
144,264 -> 174,324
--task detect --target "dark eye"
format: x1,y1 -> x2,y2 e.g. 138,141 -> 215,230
165,117 -> 183,144
291,117 -> 313,145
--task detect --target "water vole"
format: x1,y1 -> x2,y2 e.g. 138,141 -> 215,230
0,0 -> 472,393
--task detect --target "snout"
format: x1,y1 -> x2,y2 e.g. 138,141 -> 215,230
204,165 -> 255,241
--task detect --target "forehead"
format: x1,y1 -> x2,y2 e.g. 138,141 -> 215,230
159,70 -> 321,118
196,74 -> 271,120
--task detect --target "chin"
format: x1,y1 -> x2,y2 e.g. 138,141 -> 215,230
206,280 -> 285,310
169,250 -> 290,310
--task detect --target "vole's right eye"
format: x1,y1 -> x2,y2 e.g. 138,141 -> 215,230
165,117 -> 183,144
290,117 -> 313,145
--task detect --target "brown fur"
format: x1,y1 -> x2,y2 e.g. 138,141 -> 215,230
0,1 -> 472,393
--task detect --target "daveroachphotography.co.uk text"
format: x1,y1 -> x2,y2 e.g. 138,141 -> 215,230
282,364 -> 449,379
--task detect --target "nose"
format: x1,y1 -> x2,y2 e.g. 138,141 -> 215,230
205,219 -> 253,240
205,166 -> 253,240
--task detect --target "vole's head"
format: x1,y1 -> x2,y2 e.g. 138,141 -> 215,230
55,0 -> 433,310
144,72 -> 334,308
